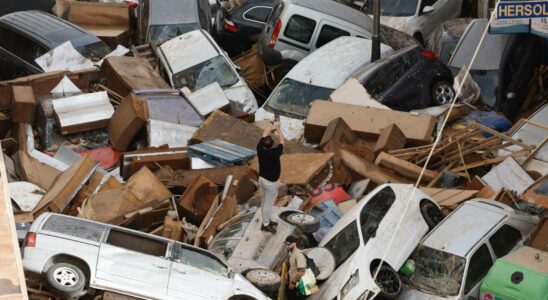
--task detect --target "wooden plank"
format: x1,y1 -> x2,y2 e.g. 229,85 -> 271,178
340,149 -> 412,185
374,124 -> 406,154
168,165 -> 252,187
375,152 -> 438,182
421,188 -> 478,209
473,122 -> 533,151
0,148 -> 28,299
450,150 -> 529,173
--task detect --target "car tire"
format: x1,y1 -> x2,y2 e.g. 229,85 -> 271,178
373,264 -> 402,299
245,269 -> 280,293
431,81 -> 455,105
286,213 -> 321,233
420,201 -> 444,229
46,262 -> 86,298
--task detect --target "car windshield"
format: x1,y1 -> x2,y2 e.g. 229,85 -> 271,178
362,0 -> 418,16
451,67 -> 498,108
172,55 -> 239,91
149,24 -> 200,42
266,78 -> 334,118
75,41 -> 111,61
410,246 -> 466,297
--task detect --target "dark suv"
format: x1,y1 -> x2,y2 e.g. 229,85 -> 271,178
0,11 -> 111,80
354,45 -> 455,111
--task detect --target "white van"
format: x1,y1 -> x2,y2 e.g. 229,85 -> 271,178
22,213 -> 268,300
254,36 -> 392,140
257,0 -> 375,68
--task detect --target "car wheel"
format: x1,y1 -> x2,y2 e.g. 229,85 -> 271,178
46,262 -> 86,298
286,213 -> 321,233
373,265 -> 402,299
431,81 -> 455,105
420,201 -> 444,229
245,269 -> 280,293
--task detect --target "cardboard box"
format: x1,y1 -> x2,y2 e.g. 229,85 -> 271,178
100,57 -> 170,97
108,94 -> 149,151
178,175 -> 218,224
304,101 -> 437,144
11,86 -> 36,123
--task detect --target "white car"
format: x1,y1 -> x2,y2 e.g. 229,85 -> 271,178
254,36 -> 392,140
308,184 -> 445,300
22,213 -> 269,300
156,29 -> 258,116
360,0 -> 463,44
400,200 -> 539,300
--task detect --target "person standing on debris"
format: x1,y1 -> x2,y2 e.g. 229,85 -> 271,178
257,118 -> 285,233
286,235 -> 307,299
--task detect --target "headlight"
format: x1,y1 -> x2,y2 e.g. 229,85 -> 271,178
340,270 -> 360,300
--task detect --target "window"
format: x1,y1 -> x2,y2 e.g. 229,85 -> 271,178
174,244 -> 229,276
42,215 -> 105,242
364,51 -> 417,97
284,15 -> 316,44
464,244 -> 493,294
316,24 -> 350,48
266,78 -> 334,118
244,7 -> 272,23
360,187 -> 396,245
489,225 -> 522,257
0,26 -> 47,65
323,223 -> 360,268
106,229 -> 168,257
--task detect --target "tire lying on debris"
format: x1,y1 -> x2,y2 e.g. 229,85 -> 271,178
286,213 -> 321,233
46,262 -> 86,298
245,269 -> 281,293
373,264 -> 403,299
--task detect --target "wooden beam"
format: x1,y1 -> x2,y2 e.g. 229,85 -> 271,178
374,152 -> 438,182
473,122 -> 533,151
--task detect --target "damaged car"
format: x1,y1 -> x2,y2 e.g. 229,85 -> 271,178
308,184 -> 444,300
360,0 -> 463,45
401,200 -> 539,300
425,18 -> 472,65
354,45 -> 455,111
22,213 -> 269,300
255,36 -> 392,140
215,0 -> 279,43
156,29 -> 258,116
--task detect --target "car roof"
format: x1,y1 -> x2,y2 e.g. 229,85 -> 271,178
285,36 -> 391,88
422,200 -> 512,257
449,18 -> 511,71
0,10 -> 100,50
290,0 -> 373,30
149,0 -> 199,25
159,30 -> 220,74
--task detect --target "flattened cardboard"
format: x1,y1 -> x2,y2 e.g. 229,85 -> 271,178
108,94 -> 148,151
126,167 -> 172,205
304,101 -> 436,144
11,86 -> 36,123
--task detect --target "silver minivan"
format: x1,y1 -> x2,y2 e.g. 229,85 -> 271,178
22,213 -> 268,300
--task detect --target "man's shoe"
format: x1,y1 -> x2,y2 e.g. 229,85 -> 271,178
261,224 -> 277,234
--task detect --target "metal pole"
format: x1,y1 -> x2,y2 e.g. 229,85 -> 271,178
371,0 -> 380,62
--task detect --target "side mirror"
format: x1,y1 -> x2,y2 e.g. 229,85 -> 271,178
228,270 -> 235,279
422,6 -> 435,14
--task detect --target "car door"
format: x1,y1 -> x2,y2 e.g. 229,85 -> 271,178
168,243 -> 234,299
462,244 -> 494,300
310,20 -> 351,51
278,13 -> 317,58
488,224 -> 524,258
95,227 -> 171,297
384,50 -> 425,110
241,5 -> 273,37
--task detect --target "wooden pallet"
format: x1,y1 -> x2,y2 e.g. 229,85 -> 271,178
131,43 -> 158,69
188,139 -> 256,166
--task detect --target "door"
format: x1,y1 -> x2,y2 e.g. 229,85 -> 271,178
168,243 -> 234,299
241,6 -> 273,37
378,51 -> 422,110
462,244 -> 494,299
95,228 -> 171,297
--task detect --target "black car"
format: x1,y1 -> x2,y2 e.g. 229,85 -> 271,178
138,0 -> 212,44
354,45 -> 455,111
215,0 -> 279,42
0,11 -> 111,80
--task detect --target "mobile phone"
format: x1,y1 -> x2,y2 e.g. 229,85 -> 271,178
274,113 -> 280,122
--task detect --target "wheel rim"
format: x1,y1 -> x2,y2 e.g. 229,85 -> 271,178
290,213 -> 314,225
53,267 -> 79,287
425,205 -> 444,225
250,270 -> 277,283
435,84 -> 454,104
375,268 -> 401,295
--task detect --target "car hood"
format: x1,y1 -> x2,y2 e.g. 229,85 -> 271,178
400,287 -> 458,300
379,16 -> 415,35
223,80 -> 258,115
254,108 -> 304,141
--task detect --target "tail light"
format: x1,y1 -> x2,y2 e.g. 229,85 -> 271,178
123,1 -> 138,8
420,50 -> 437,60
25,232 -> 36,248
267,19 -> 282,49
222,19 -> 238,33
